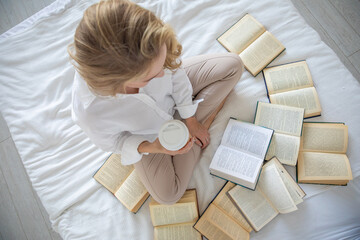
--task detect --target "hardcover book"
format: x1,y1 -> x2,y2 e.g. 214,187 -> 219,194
93,154 -> 149,213
217,13 -> 285,76
149,189 -> 202,240
297,122 -> 353,185
254,102 -> 304,166
262,60 -> 321,118
228,157 -> 305,232
194,182 -> 251,240
209,118 -> 273,190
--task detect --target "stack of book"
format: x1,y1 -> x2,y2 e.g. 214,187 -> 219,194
149,189 -> 201,240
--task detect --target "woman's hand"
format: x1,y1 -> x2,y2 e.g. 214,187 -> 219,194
138,137 -> 196,155
185,116 -> 210,149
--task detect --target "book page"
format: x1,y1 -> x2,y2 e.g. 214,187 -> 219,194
154,222 -> 201,240
267,158 -> 305,205
175,189 -> 197,204
200,204 -> 250,240
218,14 -> 265,54
301,123 -> 348,153
263,61 -> 313,94
213,182 -> 253,232
221,119 -> 273,159
228,185 -> 278,232
269,87 -> 321,118
254,102 -> 304,136
240,31 -> 285,76
114,170 -> 148,211
132,192 -> 150,213
258,164 -> 298,214
194,215 -> 234,240
93,154 -> 134,193
150,202 -> 198,227
298,152 -> 352,180
265,133 -> 300,166
210,145 -> 263,185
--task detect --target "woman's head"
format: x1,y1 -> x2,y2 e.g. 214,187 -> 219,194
68,0 -> 182,95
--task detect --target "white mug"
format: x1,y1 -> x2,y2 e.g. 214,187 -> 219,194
158,120 -> 190,151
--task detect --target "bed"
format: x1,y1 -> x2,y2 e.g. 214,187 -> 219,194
0,0 -> 359,239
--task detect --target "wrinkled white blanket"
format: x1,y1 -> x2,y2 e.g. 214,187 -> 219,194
0,0 -> 359,239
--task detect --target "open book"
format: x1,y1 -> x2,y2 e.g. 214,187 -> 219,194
217,13 -> 285,76
149,189 -> 202,240
297,122 -> 353,185
254,102 -> 304,166
262,61 -> 322,118
209,118 -> 274,190
93,154 -> 149,213
194,182 -> 251,240
228,157 -> 305,232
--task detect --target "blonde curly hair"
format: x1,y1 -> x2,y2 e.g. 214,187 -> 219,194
68,0 -> 182,95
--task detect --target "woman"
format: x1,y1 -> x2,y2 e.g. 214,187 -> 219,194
69,0 -> 244,205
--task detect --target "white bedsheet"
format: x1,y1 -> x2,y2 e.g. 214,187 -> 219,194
0,0 -> 359,239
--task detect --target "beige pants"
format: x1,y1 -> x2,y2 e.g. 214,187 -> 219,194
134,53 -> 244,204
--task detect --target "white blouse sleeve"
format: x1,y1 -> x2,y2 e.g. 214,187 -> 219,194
87,130 -> 149,166
114,132 -> 150,165
71,72 -> 156,166
171,68 -> 203,119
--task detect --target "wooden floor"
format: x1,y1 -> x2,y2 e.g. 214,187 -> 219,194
0,0 -> 359,239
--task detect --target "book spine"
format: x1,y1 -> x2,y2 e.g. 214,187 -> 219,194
262,70 -> 270,98
265,130 -> 275,157
303,121 -> 345,125
209,173 -> 256,191
253,101 -> 260,124
300,110 -> 305,136
253,47 -> 287,77
254,167 -> 262,191
263,59 -> 306,70
226,191 -> 259,232
303,114 -> 322,120
92,153 -> 113,178
133,194 -> 150,214
297,180 -> 348,187
193,181 -> 230,227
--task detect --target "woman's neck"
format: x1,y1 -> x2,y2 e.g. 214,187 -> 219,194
91,86 -> 139,96
124,87 -> 139,94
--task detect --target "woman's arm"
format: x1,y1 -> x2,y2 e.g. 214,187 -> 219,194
138,137 -> 196,155
171,68 -> 202,119
170,68 -> 210,149
172,68 -> 210,149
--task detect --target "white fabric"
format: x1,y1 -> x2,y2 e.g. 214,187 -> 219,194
0,0 -> 360,239
72,67 -> 201,165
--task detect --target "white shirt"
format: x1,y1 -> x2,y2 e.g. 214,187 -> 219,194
71,68 -> 202,165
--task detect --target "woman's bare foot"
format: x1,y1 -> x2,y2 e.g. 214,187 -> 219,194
203,98 -> 227,130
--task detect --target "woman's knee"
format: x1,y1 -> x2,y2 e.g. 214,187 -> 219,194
151,180 -> 185,205
225,53 -> 245,79
152,194 -> 180,205
152,191 -> 183,205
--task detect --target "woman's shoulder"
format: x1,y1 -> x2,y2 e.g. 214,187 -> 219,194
72,71 -> 97,108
